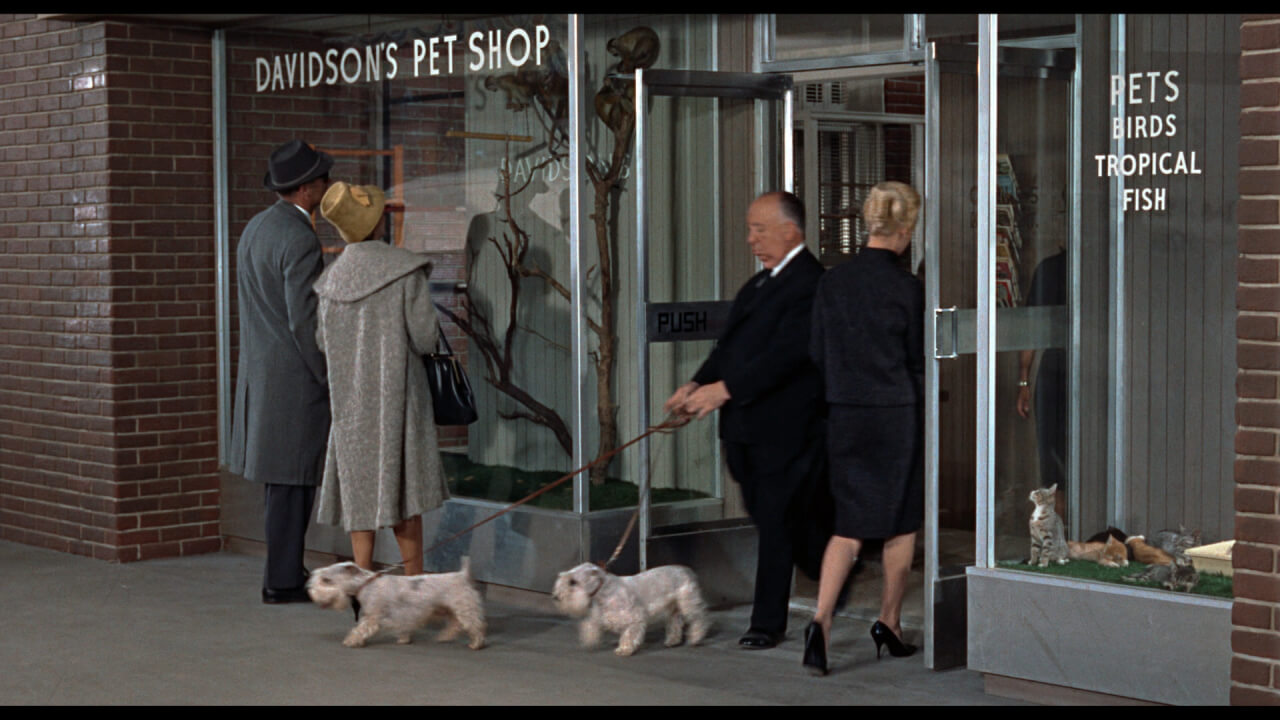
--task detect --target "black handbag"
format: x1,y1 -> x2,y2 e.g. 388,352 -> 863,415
425,327 -> 478,425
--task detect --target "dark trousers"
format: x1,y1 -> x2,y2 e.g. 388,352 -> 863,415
262,484 -> 316,591
1035,367 -> 1068,492
724,432 -> 829,636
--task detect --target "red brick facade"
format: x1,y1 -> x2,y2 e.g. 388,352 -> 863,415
0,16 -> 220,562
884,77 -> 923,185
1233,13 -> 1280,707
0,14 -> 470,562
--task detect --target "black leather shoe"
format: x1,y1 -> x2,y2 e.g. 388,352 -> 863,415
870,620 -> 917,659
739,628 -> 782,649
802,621 -> 829,676
262,587 -> 310,604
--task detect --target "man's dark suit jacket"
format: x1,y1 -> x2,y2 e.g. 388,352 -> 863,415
692,247 -> 825,450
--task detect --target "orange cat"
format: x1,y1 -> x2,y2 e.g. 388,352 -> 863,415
1068,535 -> 1129,568
1125,535 -> 1173,565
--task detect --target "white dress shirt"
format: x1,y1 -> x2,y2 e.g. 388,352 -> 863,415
770,242 -> 806,276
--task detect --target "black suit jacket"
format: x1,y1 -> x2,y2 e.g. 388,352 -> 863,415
692,248 -> 825,450
810,247 -> 924,406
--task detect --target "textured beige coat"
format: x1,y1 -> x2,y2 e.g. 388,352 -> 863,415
313,241 -> 447,532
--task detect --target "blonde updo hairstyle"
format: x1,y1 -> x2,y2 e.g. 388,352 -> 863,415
862,181 -> 921,238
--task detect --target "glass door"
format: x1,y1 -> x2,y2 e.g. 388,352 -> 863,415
634,70 -> 795,572
923,26 -> 1076,668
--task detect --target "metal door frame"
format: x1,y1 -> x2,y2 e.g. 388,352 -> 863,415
634,70 -> 795,570
924,19 -> 1081,669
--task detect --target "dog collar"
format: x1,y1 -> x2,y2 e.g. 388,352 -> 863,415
351,566 -> 395,599
587,562 -> 608,597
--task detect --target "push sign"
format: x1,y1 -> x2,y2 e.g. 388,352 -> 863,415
646,302 -> 731,343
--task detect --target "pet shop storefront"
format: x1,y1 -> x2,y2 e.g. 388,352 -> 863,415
200,13 -> 1238,704
206,14 -> 763,607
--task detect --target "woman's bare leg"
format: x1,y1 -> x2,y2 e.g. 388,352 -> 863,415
877,531 -> 917,638
812,535 -> 862,644
393,515 -> 423,576
350,530 -> 376,571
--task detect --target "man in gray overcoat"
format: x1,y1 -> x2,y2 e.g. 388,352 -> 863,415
228,139 -> 334,604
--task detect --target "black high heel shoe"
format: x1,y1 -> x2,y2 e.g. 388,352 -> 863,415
870,620 -> 917,659
802,621 -> 829,676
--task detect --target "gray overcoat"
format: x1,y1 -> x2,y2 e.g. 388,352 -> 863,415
228,200 -> 330,486
313,241 -> 448,532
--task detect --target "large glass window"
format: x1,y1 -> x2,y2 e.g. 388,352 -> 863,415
225,15 -> 579,508
224,14 -> 730,515
986,14 -> 1238,600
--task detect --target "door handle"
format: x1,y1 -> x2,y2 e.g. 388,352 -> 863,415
935,306 -> 958,359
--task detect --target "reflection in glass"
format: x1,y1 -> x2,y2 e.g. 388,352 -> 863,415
1018,249 -> 1068,504
640,87 -> 722,508
226,16 -> 582,507
982,41 -> 1073,564
773,14 -> 905,60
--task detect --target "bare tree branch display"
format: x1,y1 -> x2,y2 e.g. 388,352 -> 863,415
436,149 -> 574,456
446,26 -> 659,485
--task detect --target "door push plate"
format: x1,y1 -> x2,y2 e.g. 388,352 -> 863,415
935,306 -> 959,359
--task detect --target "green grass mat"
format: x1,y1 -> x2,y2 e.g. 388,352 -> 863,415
441,452 -> 710,511
998,559 -> 1233,599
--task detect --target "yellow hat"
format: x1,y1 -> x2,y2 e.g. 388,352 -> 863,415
320,181 -> 386,244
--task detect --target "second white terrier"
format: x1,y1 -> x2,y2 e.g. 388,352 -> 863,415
551,562 -> 709,656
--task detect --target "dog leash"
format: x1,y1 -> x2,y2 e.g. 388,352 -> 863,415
419,412 -> 691,562
598,440 -> 661,572
342,415 -> 689,619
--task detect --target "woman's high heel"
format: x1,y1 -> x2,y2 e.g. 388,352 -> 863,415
802,621 -> 829,676
870,620 -> 916,659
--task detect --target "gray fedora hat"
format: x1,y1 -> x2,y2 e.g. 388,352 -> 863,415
263,139 -> 335,191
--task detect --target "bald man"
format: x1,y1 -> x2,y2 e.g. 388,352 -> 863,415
664,191 -> 829,650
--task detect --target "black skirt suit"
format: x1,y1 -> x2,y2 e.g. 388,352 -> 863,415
810,247 -> 924,539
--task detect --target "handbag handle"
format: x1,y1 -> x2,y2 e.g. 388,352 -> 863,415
428,296 -> 459,357
432,324 -> 454,357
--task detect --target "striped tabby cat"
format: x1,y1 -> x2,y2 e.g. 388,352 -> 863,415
1028,484 -> 1068,567
1151,525 -> 1201,557
1123,553 -> 1199,592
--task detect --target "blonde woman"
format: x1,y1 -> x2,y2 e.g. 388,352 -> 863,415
313,182 -> 447,577
803,181 -> 924,675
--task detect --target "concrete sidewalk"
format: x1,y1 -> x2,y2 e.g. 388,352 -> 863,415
0,540 -> 1026,705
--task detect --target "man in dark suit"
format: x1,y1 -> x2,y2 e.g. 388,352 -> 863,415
664,191 -> 828,649
229,140 -> 334,604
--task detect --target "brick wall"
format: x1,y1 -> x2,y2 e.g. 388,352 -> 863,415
0,16 -> 474,563
0,15 -> 220,561
884,76 -> 923,185
1233,13 -> 1280,706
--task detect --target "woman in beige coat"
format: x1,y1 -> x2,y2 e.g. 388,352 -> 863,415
313,181 -> 447,575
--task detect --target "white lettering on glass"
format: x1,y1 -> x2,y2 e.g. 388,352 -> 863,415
254,24 -> 551,91
1096,67 -> 1199,213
